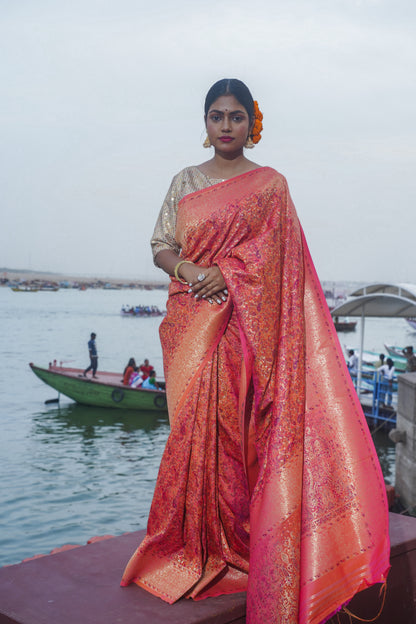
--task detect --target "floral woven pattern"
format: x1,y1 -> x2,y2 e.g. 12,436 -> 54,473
121,167 -> 390,623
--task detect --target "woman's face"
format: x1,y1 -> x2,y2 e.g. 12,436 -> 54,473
205,95 -> 252,155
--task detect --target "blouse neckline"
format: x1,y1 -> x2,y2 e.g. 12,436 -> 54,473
192,165 -> 267,185
193,167 -> 225,184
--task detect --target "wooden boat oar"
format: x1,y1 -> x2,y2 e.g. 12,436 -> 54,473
45,393 -> 60,404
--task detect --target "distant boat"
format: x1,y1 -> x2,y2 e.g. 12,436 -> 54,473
11,286 -> 39,292
333,317 -> 357,332
385,344 -> 408,359
324,291 -> 356,331
120,305 -> 166,317
406,318 -> 416,331
30,363 -> 167,411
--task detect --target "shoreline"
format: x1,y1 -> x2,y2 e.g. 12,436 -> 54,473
0,268 -> 169,290
1,268 -> 363,293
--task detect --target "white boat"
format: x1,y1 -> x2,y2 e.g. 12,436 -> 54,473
384,344 -> 409,359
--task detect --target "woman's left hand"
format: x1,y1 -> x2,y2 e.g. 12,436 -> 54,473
188,265 -> 228,305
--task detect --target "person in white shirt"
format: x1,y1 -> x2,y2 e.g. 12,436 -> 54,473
129,368 -> 143,388
347,349 -> 358,376
377,357 -> 395,407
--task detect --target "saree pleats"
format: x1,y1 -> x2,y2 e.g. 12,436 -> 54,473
121,168 -> 390,623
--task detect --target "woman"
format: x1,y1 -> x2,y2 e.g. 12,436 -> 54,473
122,358 -> 136,385
128,367 -> 143,388
121,79 -> 390,623
139,358 -> 154,381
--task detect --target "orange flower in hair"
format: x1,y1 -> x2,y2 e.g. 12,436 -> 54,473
251,100 -> 263,144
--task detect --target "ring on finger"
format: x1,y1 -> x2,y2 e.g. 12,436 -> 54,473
197,273 -> 206,282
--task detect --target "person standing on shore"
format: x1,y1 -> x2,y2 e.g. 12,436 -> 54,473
121,78 -> 390,623
347,348 -> 359,376
83,332 -> 98,378
403,346 -> 416,372
377,357 -> 395,407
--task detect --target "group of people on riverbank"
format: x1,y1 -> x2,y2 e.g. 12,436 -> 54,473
347,345 -> 416,408
347,349 -> 396,406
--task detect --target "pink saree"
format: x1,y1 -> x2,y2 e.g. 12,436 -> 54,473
121,167 -> 390,623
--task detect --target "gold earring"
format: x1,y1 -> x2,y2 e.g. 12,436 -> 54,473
245,136 -> 254,149
203,135 -> 211,148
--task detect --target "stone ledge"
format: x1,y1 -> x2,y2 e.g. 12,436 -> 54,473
0,529 -> 245,624
1,514 -> 416,624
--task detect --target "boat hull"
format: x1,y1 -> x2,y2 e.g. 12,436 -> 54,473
334,321 -> 357,332
30,364 -> 167,412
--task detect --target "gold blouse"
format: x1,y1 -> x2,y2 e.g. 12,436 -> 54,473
151,166 -> 224,264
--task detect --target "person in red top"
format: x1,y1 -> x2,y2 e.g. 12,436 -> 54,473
139,359 -> 154,381
122,358 -> 136,385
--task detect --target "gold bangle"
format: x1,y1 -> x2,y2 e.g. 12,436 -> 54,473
174,260 -> 193,284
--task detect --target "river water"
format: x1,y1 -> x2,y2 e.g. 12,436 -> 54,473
1,285 -> 413,567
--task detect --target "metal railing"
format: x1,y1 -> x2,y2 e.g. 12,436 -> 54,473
349,369 -> 397,424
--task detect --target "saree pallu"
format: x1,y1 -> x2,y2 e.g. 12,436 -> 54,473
121,167 -> 390,623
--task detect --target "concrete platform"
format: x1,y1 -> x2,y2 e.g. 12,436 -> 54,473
1,513 -> 416,623
0,529 -> 245,624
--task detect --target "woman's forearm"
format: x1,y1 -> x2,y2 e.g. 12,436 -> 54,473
154,249 -> 182,277
155,249 -> 227,303
155,249 -> 200,284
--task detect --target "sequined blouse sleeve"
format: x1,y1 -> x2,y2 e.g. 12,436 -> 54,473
151,176 -> 181,264
151,167 -> 213,265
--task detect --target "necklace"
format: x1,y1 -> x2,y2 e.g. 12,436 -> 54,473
204,171 -> 225,184
195,166 -> 226,185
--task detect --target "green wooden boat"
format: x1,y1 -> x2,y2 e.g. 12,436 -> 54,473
29,363 -> 168,411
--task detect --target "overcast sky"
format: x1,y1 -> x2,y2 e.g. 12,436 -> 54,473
1,0 -> 415,283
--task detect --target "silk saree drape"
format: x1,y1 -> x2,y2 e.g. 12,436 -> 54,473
121,167 -> 390,623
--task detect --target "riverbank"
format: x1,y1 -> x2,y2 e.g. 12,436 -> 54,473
0,267 -> 168,290
1,268 -> 362,293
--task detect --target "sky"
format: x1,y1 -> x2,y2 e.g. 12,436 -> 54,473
1,0 -> 415,283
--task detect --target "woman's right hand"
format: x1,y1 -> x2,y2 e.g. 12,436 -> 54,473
154,250 -> 228,306
179,262 -> 228,306
177,261 -> 203,286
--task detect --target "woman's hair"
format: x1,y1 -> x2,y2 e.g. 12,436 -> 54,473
204,79 -> 254,119
386,358 -> 394,367
123,357 -> 136,374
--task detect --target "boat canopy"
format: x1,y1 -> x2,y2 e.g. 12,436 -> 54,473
330,282 -> 416,396
331,283 -> 416,318
348,283 -> 416,300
